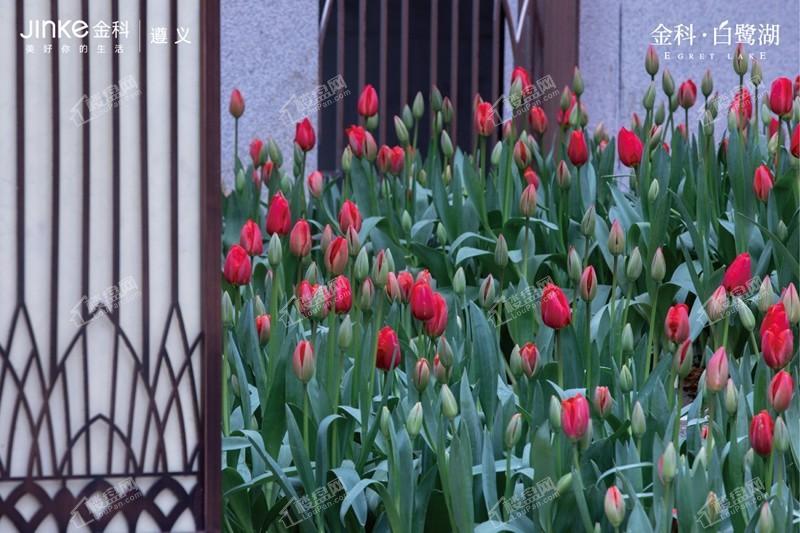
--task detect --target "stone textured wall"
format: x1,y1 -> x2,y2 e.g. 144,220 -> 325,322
221,0 -> 319,189
579,0 -> 800,135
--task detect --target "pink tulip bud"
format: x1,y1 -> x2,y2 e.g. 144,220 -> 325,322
292,341 -> 315,383
580,266 -> 597,301
706,346 -> 729,393
594,386 -> 612,418
768,370 -> 794,412
256,314 -> 271,345
706,286 -> 728,323
307,170 -> 324,198
289,219 -> 311,257
229,88 -> 245,118
519,184 -> 538,217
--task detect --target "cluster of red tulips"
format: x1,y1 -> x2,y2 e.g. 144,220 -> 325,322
221,40 -> 799,532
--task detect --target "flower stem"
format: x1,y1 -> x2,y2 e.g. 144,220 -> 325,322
556,330 -> 564,388
523,216 -> 530,281
673,377 -> 682,450
644,284 -> 660,382
303,384 -> 310,454
585,300 -> 592,392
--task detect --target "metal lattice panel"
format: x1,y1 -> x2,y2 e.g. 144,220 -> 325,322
0,0 -> 220,530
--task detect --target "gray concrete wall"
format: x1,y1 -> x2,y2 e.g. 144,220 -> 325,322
221,0 -> 318,191
580,0 -> 800,135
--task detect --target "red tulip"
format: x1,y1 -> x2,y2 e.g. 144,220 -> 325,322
229,88 -> 244,118
579,266 -> 597,301
753,165 -> 774,202
664,304 -> 690,343
528,106 -> 548,135
561,394 -> 590,441
296,280 -> 315,317
295,117 -> 316,152
791,123 -> 799,158
520,343 -> 539,378
249,138 -> 264,167
357,84 -> 378,117
675,339 -> 692,376
389,146 -> 405,174
289,219 -> 311,257
262,161 -> 274,186
239,219 -> 263,256
762,302 -> 791,335
567,130 -> 588,167
677,79 -> 696,109
513,139 -> 530,169
424,292 -> 448,337
324,237 -> 348,275
594,386 -> 612,418
730,87 -> 752,125
292,340 -> 315,383
795,75 -> 800,98
307,170 -> 324,198
385,272 -> 402,301
410,280 -> 436,321
310,284 -> 332,320
416,269 -> 432,285
511,66 -> 532,91
346,125 -> 367,157
376,145 -> 393,174
397,271 -> 414,302
376,326 -> 401,370
223,245 -> 252,285
768,118 -> 780,139
617,127 -> 643,167
721,252 -> 751,294
761,303 -> 794,369
266,193 -> 291,235
706,346 -> 728,392
338,200 -> 362,233
332,275 -> 352,314
541,283 -> 572,329
557,94 -> 577,127
676,123 -> 687,139
768,370 -> 794,412
475,101 -> 496,137
749,410 -> 774,456
769,77 -> 793,116
255,314 -> 271,345
523,168 -> 540,189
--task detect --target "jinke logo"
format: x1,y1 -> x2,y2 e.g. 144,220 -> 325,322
20,20 -> 94,40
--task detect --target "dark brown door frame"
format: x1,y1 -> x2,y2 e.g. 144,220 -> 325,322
201,0 -> 222,530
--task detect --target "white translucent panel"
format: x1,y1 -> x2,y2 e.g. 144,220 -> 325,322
0,0 -> 205,529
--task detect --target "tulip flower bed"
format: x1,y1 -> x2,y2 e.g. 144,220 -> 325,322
221,46 -> 800,532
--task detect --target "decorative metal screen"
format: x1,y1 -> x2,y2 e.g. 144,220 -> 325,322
0,0 -> 220,531
316,0 -> 579,172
